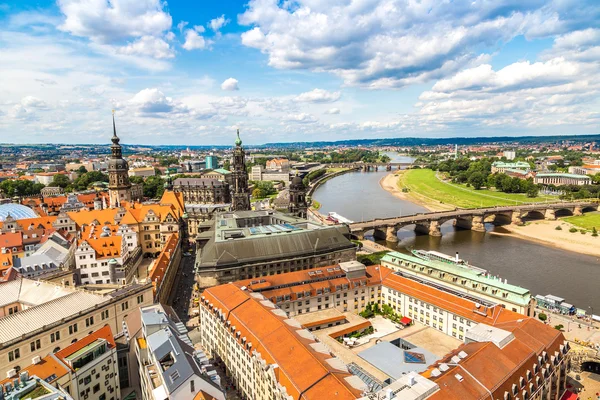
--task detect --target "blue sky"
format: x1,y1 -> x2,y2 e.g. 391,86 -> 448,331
0,0 -> 599,145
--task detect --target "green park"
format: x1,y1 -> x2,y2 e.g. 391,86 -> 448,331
398,169 -> 555,209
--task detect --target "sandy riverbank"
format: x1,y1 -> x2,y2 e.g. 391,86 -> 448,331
379,172 -> 453,212
491,219 -> 600,258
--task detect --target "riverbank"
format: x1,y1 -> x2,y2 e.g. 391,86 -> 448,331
379,172 -> 453,212
491,219 -> 600,257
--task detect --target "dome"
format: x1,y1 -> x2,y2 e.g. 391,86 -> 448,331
0,203 -> 38,221
290,175 -> 304,190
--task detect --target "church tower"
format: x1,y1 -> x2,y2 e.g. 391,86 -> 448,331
230,129 -> 251,211
288,174 -> 308,218
108,112 -> 132,208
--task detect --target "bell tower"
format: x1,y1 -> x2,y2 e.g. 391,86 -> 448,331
108,111 -> 132,208
230,129 -> 251,211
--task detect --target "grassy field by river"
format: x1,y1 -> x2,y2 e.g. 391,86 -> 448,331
563,212 -> 600,230
398,169 -> 554,209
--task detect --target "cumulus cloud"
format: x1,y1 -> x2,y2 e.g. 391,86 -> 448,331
284,113 -> 317,123
128,88 -> 189,115
21,96 -> 48,109
182,28 -> 207,50
209,15 -> 229,32
239,0 -> 600,88
118,36 -> 174,59
295,89 -> 340,103
58,0 -> 172,44
221,78 -> 239,91
325,108 -> 340,115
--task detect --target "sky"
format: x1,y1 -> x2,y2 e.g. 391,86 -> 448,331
0,0 -> 599,145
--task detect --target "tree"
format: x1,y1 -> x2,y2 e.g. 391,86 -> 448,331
77,166 -> 88,174
468,172 -> 485,190
143,176 -> 165,199
526,186 -> 539,198
252,188 -> 265,198
538,313 -> 547,322
52,174 -> 71,189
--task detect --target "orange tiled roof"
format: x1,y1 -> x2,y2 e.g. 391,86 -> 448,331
0,355 -> 69,386
203,284 -> 362,400
148,233 -> 179,292
55,325 -> 116,370
0,231 -> 23,249
78,236 -> 122,259
67,208 -> 119,226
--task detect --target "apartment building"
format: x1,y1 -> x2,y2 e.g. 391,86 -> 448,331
75,224 -> 139,285
136,304 -> 225,400
0,276 -> 153,376
54,325 -> 120,400
381,251 -> 536,315
200,263 -> 570,400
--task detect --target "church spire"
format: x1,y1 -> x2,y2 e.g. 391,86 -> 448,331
112,110 -> 120,145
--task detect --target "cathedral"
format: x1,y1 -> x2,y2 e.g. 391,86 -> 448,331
108,113 -> 142,207
230,130 -> 251,211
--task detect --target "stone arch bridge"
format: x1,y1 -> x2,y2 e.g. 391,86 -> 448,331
349,202 -> 598,242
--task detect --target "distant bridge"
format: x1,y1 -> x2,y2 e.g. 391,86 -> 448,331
326,162 -> 417,171
349,201 -> 599,241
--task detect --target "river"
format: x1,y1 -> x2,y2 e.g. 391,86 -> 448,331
312,154 -> 600,312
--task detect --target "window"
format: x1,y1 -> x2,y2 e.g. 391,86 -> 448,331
93,384 -> 100,394
30,340 -> 41,352
190,380 -> 195,393
86,316 -> 94,327
121,301 -> 129,311
8,349 -> 20,361
101,310 -> 109,320
51,331 -> 60,342
137,295 -> 144,304
69,323 -> 78,335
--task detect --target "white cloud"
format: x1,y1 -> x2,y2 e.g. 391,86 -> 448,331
209,15 -> 229,32
21,96 -> 48,109
284,113 -> 317,123
295,89 -> 340,103
128,88 -> 189,115
221,78 -> 239,91
177,21 -> 188,33
58,0 -> 172,44
118,36 -> 174,59
325,107 -> 340,114
239,0 -> 600,88
182,29 -> 207,50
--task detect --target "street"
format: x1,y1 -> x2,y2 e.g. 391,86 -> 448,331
169,249 -> 197,324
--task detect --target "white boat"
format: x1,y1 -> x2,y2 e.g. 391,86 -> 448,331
327,212 -> 354,224
412,250 -> 488,274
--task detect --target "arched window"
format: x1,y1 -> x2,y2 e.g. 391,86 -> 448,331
71,339 -> 78,344
53,347 -> 61,353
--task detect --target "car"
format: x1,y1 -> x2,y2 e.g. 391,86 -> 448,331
183,252 -> 192,257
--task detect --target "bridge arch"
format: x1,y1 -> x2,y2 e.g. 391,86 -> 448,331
582,205 -> 598,213
487,213 -> 512,226
554,208 -> 574,218
522,210 -> 545,220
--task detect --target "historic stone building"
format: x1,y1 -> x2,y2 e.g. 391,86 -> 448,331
107,113 -> 142,207
230,130 -> 251,211
288,174 -> 308,218
173,178 -> 230,205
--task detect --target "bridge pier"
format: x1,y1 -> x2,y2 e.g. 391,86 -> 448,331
385,226 -> 399,242
511,211 -> 523,226
471,215 -> 486,232
428,220 -> 441,237
574,206 -> 583,216
545,209 -> 556,220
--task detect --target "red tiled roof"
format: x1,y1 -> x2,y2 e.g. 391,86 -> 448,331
54,325 -> 115,369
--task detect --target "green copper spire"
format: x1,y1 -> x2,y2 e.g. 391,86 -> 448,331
235,129 -> 242,146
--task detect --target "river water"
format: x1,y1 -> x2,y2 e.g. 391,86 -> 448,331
313,154 -> 600,312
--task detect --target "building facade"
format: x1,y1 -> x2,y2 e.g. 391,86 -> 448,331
534,173 -> 592,186
0,276 -> 153,376
381,252 -> 536,315
173,178 -> 231,205
200,263 -> 571,400
194,210 -> 356,287
288,175 -> 307,218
